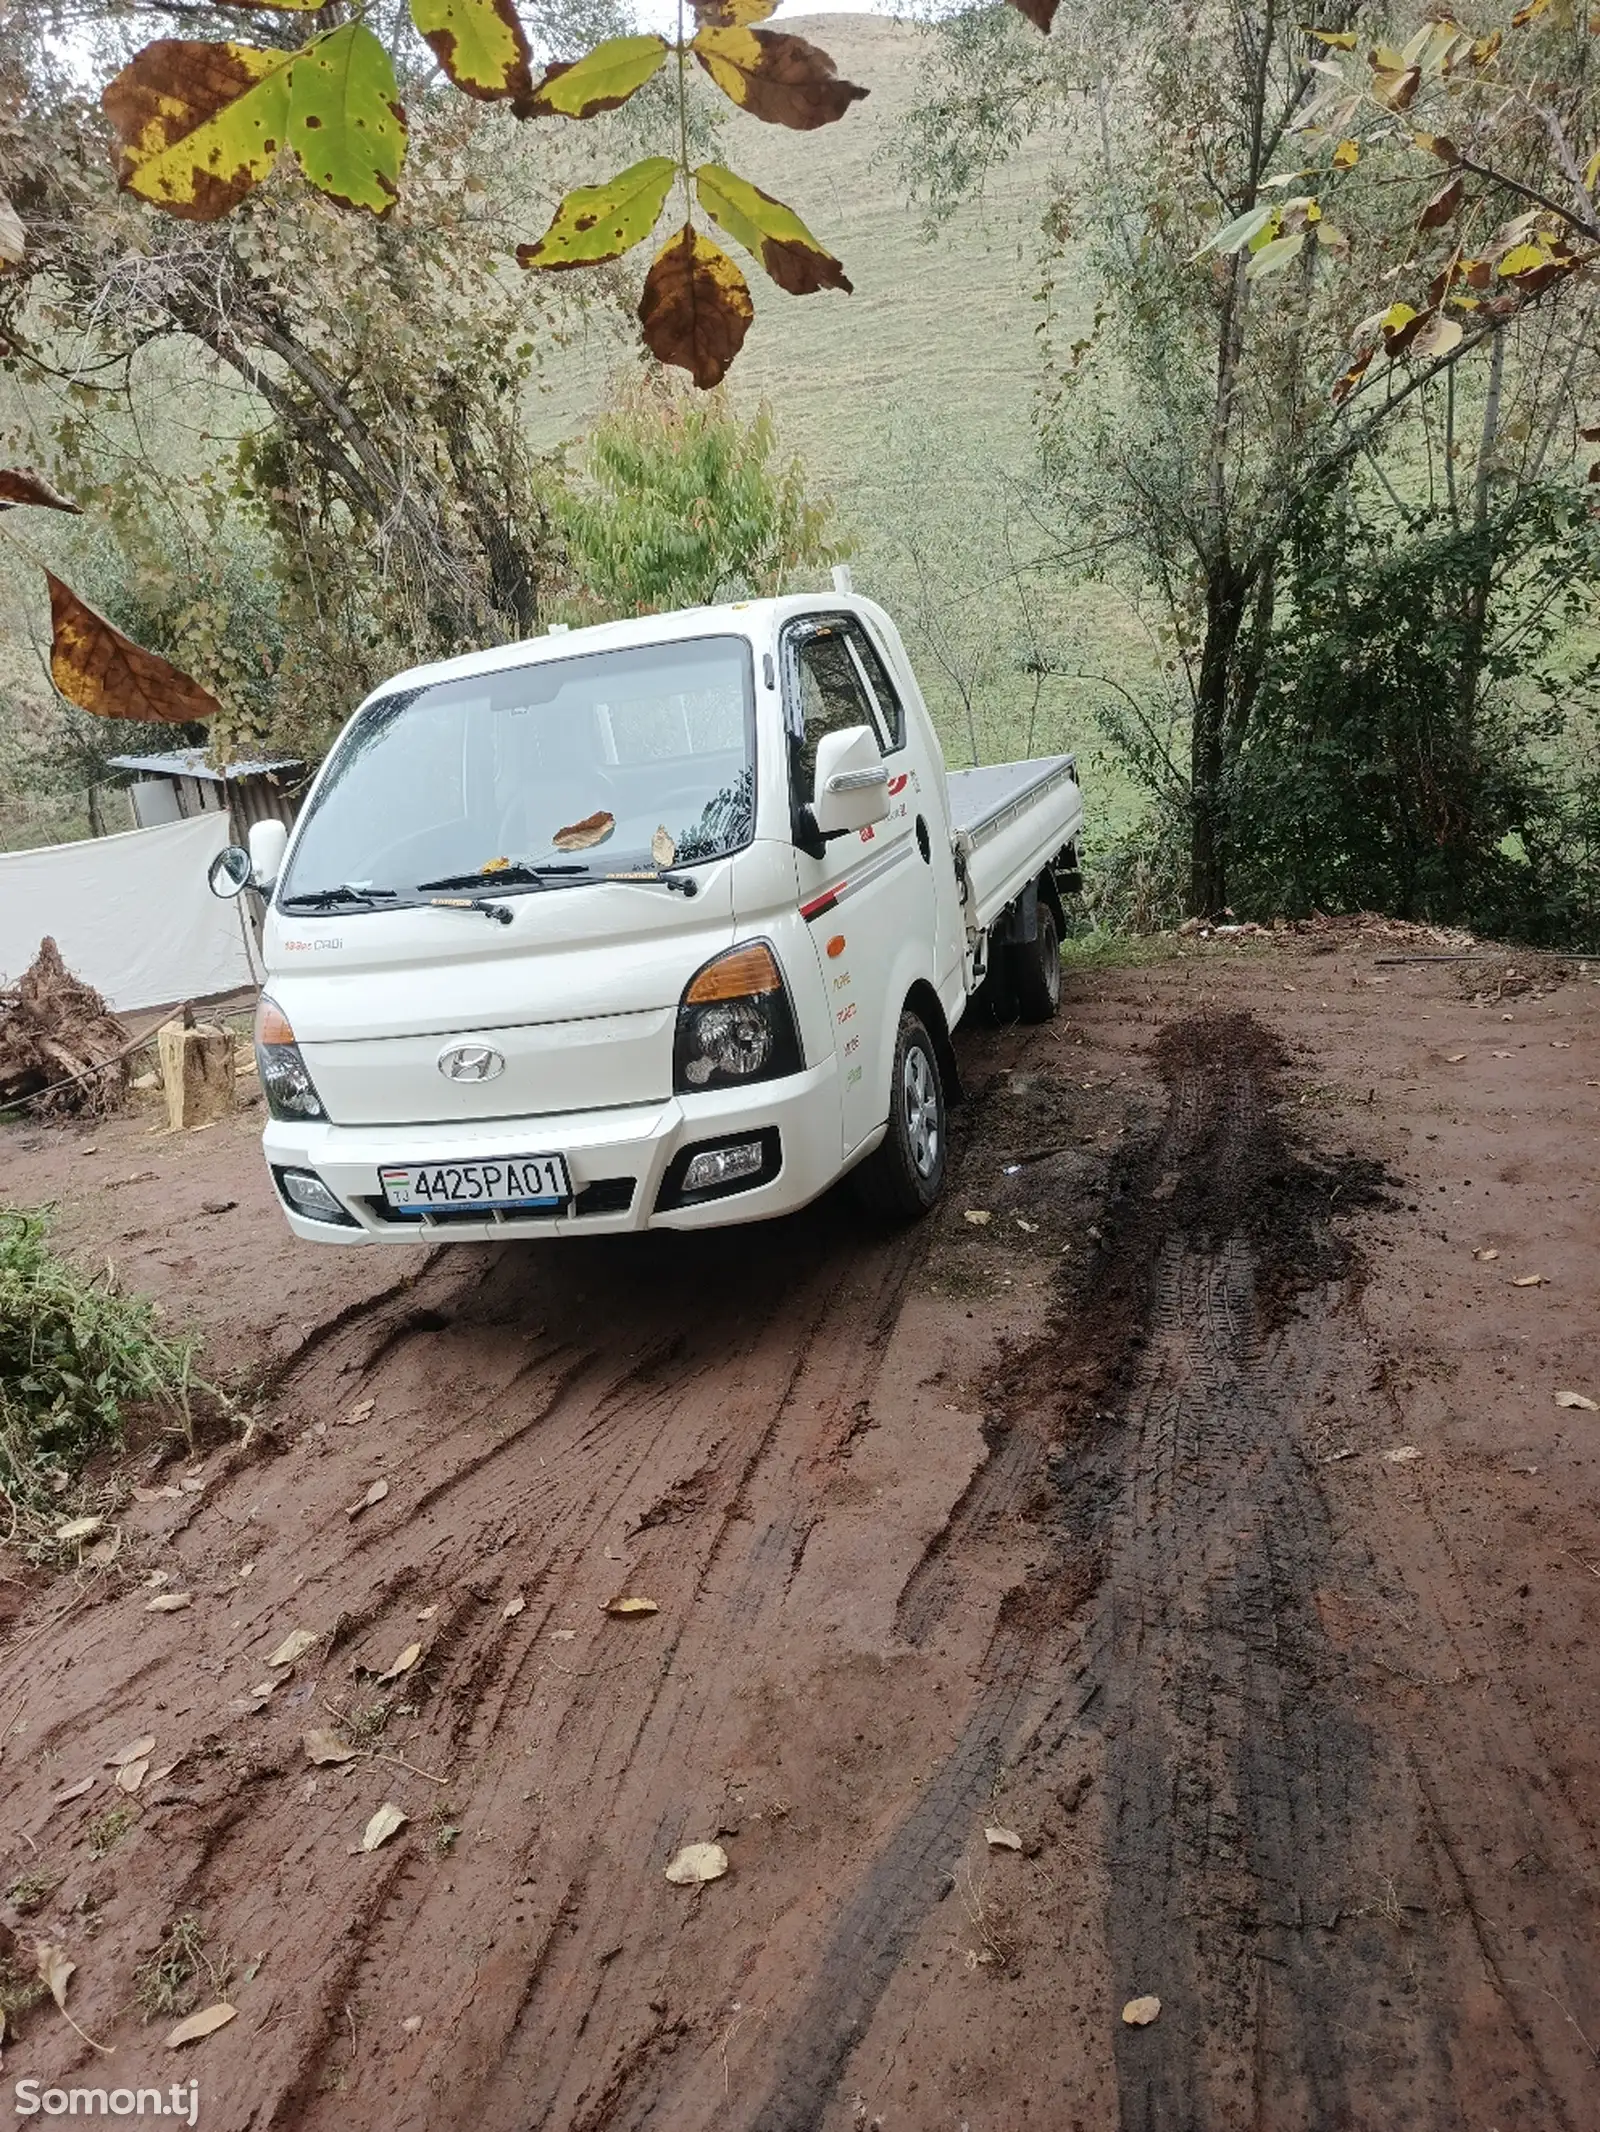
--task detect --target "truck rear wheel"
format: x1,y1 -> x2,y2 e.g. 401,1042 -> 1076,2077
852,1010 -> 947,1223
1008,896 -> 1062,1022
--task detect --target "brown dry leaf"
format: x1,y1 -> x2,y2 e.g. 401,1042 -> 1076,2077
664,1841 -> 728,1884
303,1727 -> 360,1766
1122,1994 -> 1161,2027
116,1757 -> 151,1794
501,1594 -> 526,1621
52,1775 -> 95,1805
651,825 -> 677,868
268,1629 -> 319,1667
1555,1391 -> 1598,1411
85,1532 -> 123,1568
131,1484 -> 183,1503
984,1824 -> 1023,1850
346,1478 -> 389,1518
48,573 -> 221,723
602,1595 -> 660,1616
110,1734 -> 157,1769
0,468 -> 82,513
360,1801 -> 408,1851
37,1943 -> 75,2011
551,810 -> 615,852
165,2001 -> 237,2049
55,1515 -> 104,1543
1512,1273 -> 1545,1287
638,225 -> 752,388
180,1476 -> 204,1494
1445,1052 -> 1467,1063
691,24 -> 868,129
416,1604 -> 439,1620
343,1397 -> 376,1425
374,1640 -> 422,1683
146,1593 -> 192,1613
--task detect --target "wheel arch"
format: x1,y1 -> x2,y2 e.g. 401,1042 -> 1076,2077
904,977 -> 964,1105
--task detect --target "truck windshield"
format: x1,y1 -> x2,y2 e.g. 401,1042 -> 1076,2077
279,635 -> 756,908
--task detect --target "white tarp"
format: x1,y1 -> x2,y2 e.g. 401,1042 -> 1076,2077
0,810 -> 256,1012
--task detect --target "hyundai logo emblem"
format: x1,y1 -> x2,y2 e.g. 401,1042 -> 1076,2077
438,1043 -> 505,1083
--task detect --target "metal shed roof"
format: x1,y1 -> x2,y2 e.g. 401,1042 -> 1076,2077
106,750 -> 303,783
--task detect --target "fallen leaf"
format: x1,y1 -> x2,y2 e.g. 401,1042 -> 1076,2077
501,1594 -> 526,1621
984,1825 -> 1023,1850
146,1593 -> 192,1613
416,1604 -> 439,1620
1122,1994 -> 1161,2027
402,2013 -> 423,2036
268,1629 -> 319,1667
602,1595 -> 660,1616
303,1727 -> 360,1766
180,1477 -> 204,1494
361,1801 -> 408,1851
55,1516 -> 104,1543
1382,1445 -> 1422,1463
550,1628 -> 576,1641
85,1533 -> 123,1568
963,1209 -> 992,1226
1474,1247 -> 1500,1261
110,1734 -> 157,1768
1512,1274 -> 1545,1287
131,1484 -> 183,1503
664,1841 -> 728,1884
37,1943 -> 75,2011
116,1757 -> 151,1794
165,2002 -> 236,2048
1555,1391 -> 1598,1411
345,1478 -> 389,1518
1445,1052 -> 1468,1063
652,825 -> 677,868
344,1398 -> 375,1425
52,1776 -> 95,1805
1015,1217 -> 1038,1233
551,810 -> 615,852
374,1640 -> 422,1682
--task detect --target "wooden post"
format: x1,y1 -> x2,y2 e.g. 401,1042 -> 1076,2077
157,1013 -> 235,1130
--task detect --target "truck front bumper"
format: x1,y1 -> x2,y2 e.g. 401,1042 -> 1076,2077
261,1060 -> 850,1243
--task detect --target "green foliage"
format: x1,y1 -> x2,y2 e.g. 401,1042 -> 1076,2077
555,375 -> 845,618
1230,484 -> 1600,944
0,1208 -> 199,1541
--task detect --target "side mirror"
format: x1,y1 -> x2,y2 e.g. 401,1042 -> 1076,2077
208,845 -> 252,900
810,725 -> 889,841
248,818 -> 289,892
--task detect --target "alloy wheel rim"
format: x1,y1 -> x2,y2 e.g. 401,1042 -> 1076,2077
903,1043 -> 940,1177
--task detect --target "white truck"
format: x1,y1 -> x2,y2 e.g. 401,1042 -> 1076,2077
208,595 -> 1083,1241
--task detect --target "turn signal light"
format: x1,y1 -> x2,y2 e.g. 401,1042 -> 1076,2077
255,997 -> 295,1045
684,942 -> 782,1002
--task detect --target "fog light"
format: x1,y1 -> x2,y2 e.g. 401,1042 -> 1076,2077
279,1168 -> 348,1222
681,1140 -> 765,1194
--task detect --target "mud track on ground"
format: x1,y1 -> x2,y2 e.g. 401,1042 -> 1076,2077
4,970 -> 1599,2132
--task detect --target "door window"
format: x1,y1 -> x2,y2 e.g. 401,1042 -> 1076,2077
787,620 -> 895,810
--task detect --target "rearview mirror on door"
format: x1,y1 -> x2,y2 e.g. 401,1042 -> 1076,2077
810,725 -> 889,841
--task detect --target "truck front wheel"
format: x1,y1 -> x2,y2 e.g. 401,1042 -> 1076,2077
1008,897 -> 1062,1023
852,1010 -> 947,1222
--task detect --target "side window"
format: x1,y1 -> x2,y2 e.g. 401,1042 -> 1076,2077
846,626 -> 905,753
789,623 -> 889,808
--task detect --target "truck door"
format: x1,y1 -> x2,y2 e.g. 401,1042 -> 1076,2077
783,615 -> 928,1156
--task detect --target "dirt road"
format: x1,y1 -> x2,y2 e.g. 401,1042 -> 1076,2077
3,926 -> 1598,2131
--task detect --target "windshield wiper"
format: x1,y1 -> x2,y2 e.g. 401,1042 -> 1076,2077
598,870 -> 699,897
280,884 -> 398,911
416,862 -> 584,892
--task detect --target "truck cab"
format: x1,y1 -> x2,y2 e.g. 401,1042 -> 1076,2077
210,596 -> 1083,1241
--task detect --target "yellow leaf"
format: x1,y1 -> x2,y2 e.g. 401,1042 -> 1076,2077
1245,230 -> 1306,278
165,2003 -> 237,2048
525,35 -> 668,120
55,1515 -> 103,1542
1498,242 -> 1552,275
374,1639 -> 422,1682
1306,27 -> 1358,48
408,0 -> 532,103
361,1801 -> 408,1851
1370,63 -> 1422,110
1122,1994 -> 1162,2026
48,575 -> 221,724
516,157 -> 676,272
1584,143 -> 1600,191
637,225 -> 753,389
1556,1390 -> 1598,1410
602,1594 -> 660,1615
694,164 -> 851,294
1332,137 -> 1360,167
664,1841 -> 728,1883
692,0 -> 776,19
37,1944 -> 75,2012
984,1824 -> 1023,1849
285,23 -> 406,217
102,39 -> 295,220
691,26 -> 868,131
1512,1272 -> 1545,1286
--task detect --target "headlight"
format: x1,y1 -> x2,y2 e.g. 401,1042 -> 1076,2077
254,996 -> 327,1122
673,942 -> 803,1094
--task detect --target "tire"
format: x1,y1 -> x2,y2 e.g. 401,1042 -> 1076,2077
1008,895 -> 1061,1023
852,1010 -> 947,1223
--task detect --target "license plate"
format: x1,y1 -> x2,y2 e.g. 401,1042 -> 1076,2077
379,1155 -> 571,1213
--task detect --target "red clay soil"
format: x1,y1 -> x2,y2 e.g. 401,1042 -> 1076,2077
1,927 -> 1597,2132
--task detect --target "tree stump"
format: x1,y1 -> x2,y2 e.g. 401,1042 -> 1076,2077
157,1016 -> 235,1131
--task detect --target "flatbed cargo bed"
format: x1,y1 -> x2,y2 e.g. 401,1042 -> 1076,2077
946,754 -> 1082,935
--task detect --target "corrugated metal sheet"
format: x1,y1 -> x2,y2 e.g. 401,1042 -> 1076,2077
106,749 -> 302,781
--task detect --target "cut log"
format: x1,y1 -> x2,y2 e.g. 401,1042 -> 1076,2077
157,1018 -> 234,1131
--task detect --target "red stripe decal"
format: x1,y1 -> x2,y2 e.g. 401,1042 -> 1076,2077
800,888 -> 841,920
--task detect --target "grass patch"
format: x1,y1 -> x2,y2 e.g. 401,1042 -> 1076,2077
87,1804 -> 137,1857
6,1870 -> 62,1916
0,1208 -> 203,1551
1059,930 -> 1180,976
133,1914 -> 230,2023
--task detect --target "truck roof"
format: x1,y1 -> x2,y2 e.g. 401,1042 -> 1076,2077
359,594 -> 875,708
